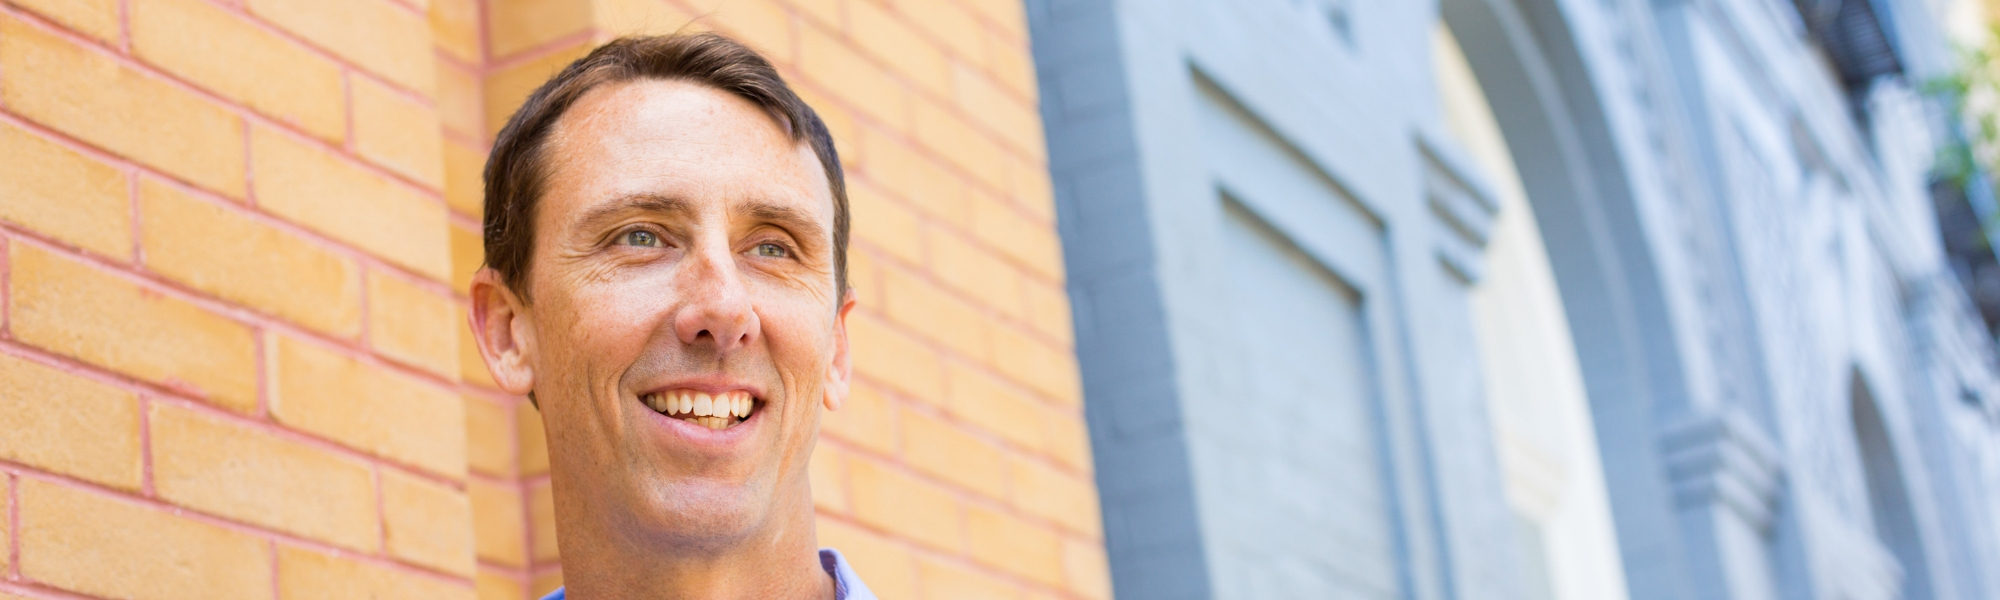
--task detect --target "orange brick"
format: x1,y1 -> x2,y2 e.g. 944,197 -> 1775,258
1008,457 -> 1100,538
847,457 -> 962,552
10,243 -> 259,412
822,381 -> 897,454
277,545 -> 473,600
971,193 -> 1064,282
465,395 -> 517,476
943,362 -> 1044,453
382,467 -> 476,576
368,272 -> 462,378
247,0 -> 437,95
1044,411 -> 1092,473
846,0 -> 948,96
799,24 -> 911,131
917,555 -> 1021,600
0,355 -> 141,490
517,400 -> 552,475
530,570 -> 564,597
1021,281 -> 1074,346
983,27 -> 1037,101
952,63 -> 1043,157
0,120 -> 130,259
459,304 -> 500,389
858,126 -> 967,225
881,266 -> 990,360
268,333 -> 466,478
431,0 -> 481,63
442,139 -> 487,217
810,442 -> 849,513
816,519 -> 919,600
1062,537 -> 1113,600
484,42 -> 592,136
1006,153 -> 1057,221
913,100 -> 1008,190
140,178 -> 363,338
151,402 -> 382,551
527,479 -> 560,561
847,178 -> 926,264
957,0 -> 1026,39
848,311 -> 944,401
592,0 -> 697,39
353,75 -> 447,188
131,0 -> 347,143
991,325 -> 1081,405
17,478 -> 272,600
485,0 -> 591,59
451,220 -> 483,294
966,505 -> 1064,587
251,125 -> 451,281
469,477 -> 528,567
684,0 -> 794,61
925,225 -> 1024,318
900,409 -> 1007,499
437,60 -> 483,141
0,14 -> 245,198
476,569 -> 526,600
886,0 -> 985,64
787,0 -> 843,29
846,248 -> 885,307
0,479 -> 8,572
11,0 -> 120,43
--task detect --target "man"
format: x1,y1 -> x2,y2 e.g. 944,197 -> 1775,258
467,32 -> 872,599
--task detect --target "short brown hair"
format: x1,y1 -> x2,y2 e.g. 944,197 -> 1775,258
482,32 -> 848,302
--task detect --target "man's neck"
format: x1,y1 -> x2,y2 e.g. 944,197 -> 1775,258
556,497 -> 835,599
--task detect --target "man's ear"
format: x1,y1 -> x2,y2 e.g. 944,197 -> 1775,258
470,267 -> 538,398
823,287 -> 858,412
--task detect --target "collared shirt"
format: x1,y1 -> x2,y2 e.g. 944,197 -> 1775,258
539,548 -> 876,600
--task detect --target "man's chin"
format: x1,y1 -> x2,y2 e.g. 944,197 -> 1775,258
619,477 -> 769,546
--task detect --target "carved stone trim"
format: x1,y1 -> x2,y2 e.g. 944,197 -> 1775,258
1660,406 -> 1785,531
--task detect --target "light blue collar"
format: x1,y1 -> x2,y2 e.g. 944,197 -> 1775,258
539,548 -> 876,599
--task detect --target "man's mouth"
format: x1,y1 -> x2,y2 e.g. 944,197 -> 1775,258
642,390 -> 757,430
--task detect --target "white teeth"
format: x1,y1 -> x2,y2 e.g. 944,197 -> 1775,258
736,396 -> 748,417
693,393 -> 714,417
644,390 -> 753,425
679,393 -> 692,415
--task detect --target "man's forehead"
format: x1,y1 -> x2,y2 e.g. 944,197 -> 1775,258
538,79 -> 833,228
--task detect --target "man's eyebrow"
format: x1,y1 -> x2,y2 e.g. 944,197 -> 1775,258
740,201 -> 826,244
571,193 -> 691,233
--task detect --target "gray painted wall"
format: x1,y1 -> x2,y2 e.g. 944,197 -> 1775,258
1025,0 -> 2000,598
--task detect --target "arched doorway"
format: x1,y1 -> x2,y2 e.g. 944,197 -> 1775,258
1851,373 -> 1935,600
1433,18 -> 1632,600
1434,0 -> 1703,598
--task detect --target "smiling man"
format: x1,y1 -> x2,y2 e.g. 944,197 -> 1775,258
467,33 -> 871,599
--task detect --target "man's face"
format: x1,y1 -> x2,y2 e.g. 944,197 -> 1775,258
508,79 -> 849,548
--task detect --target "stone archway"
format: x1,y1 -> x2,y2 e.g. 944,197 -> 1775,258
1851,371 -> 1936,600
1434,1 -> 1701,598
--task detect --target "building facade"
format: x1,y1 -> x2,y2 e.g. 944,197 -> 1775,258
1031,0 -> 2000,598
0,0 -> 1108,599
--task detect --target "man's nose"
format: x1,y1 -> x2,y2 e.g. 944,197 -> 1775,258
673,246 -> 759,354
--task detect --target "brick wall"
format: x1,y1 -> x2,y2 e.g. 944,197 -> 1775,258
0,0 -> 1108,598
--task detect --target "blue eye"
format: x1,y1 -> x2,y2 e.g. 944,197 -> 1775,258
621,230 -> 661,247
753,242 -> 789,258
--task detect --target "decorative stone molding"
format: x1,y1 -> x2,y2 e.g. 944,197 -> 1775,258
1418,127 -> 1501,284
1660,406 -> 1786,531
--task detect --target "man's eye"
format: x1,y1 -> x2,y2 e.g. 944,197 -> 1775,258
620,230 -> 662,247
753,242 -> 789,258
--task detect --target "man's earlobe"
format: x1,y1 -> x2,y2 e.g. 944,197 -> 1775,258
823,289 -> 858,412
470,268 -> 538,398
